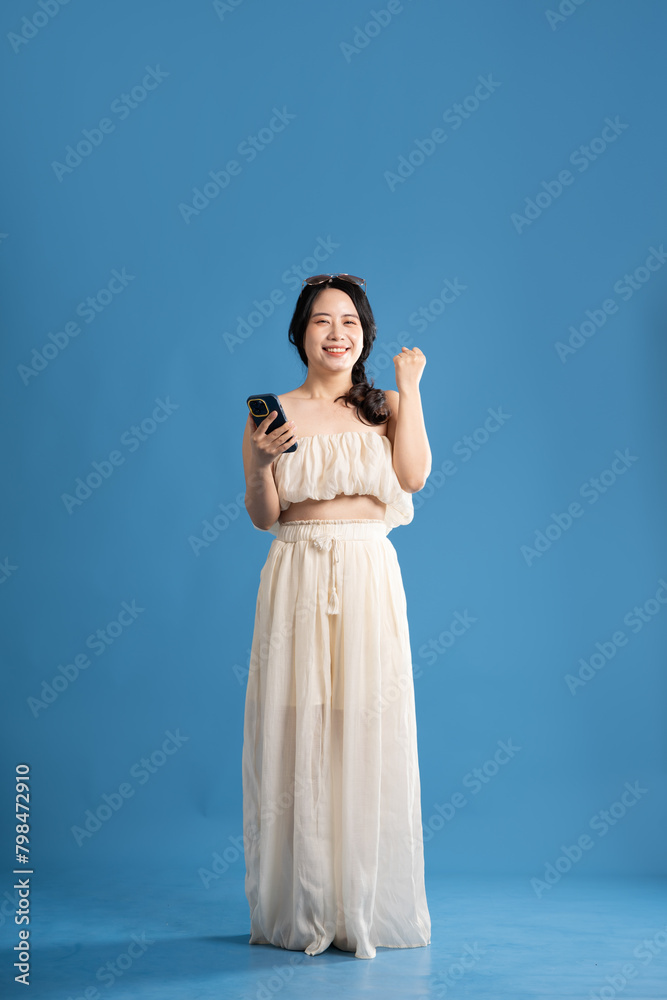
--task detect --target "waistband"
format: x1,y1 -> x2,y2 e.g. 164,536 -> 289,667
276,518 -> 388,542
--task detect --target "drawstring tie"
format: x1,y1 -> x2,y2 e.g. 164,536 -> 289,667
311,533 -> 341,614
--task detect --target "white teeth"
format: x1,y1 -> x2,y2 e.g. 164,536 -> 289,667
324,347 -> 347,353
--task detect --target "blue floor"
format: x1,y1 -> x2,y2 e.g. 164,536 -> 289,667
4,866 -> 667,999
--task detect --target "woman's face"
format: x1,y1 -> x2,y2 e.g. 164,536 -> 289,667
303,287 -> 364,372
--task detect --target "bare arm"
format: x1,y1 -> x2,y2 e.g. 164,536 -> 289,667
384,350 -> 431,492
242,410 -> 296,530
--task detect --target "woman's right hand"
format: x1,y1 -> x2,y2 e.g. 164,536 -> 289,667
248,411 -> 297,468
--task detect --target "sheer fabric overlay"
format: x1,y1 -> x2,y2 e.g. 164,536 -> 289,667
242,514 -> 431,960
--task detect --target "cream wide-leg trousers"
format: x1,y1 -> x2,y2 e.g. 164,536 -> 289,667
241,518 -> 431,960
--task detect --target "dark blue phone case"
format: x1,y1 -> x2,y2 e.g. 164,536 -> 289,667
246,393 -> 298,453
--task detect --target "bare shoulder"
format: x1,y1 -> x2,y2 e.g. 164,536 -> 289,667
383,389 -> 400,414
277,390 -> 304,419
277,390 -> 299,407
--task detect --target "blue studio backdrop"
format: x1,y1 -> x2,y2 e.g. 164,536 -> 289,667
1,0 -> 666,895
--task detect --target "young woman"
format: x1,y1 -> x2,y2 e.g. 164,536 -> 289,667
241,273 -> 432,960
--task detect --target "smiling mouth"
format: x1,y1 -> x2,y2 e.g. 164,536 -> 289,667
323,346 -> 350,354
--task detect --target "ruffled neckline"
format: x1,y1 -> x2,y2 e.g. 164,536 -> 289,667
274,431 -> 390,465
289,430 -> 389,442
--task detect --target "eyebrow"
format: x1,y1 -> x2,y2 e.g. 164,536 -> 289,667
311,312 -> 358,319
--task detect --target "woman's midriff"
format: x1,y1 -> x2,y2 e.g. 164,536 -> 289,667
278,492 -> 387,523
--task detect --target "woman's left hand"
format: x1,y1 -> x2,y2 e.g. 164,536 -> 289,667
393,346 -> 426,390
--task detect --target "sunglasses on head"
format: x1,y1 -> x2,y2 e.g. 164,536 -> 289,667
301,273 -> 367,294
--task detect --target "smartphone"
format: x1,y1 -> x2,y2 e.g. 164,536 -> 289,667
246,393 -> 297,454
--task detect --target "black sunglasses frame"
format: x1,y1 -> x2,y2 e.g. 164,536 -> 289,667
301,273 -> 367,294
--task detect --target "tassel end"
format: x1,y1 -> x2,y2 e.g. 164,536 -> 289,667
327,588 -> 340,615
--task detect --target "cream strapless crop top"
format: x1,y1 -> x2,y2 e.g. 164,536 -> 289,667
256,430 -> 414,536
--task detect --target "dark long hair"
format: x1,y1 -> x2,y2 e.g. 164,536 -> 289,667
287,277 -> 390,427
